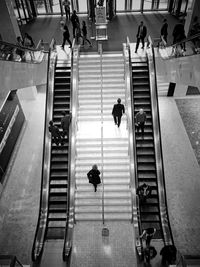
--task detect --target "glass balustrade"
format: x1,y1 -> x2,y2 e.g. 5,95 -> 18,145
0,40 -> 47,63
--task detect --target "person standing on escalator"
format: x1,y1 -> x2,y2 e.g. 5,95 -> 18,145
48,121 -> 63,146
61,111 -> 72,141
135,108 -> 147,138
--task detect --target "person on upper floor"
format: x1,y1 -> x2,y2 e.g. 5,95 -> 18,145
160,18 -> 168,45
71,10 -> 79,38
60,20 -> 72,49
172,19 -> 186,51
62,0 -> 71,21
135,21 -> 147,53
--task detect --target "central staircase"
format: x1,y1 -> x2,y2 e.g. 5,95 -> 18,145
75,52 -> 132,221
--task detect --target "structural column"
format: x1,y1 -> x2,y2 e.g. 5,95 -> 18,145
185,0 -> 200,36
0,0 -> 21,43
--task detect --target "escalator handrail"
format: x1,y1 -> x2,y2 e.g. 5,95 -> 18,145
125,36 -> 143,256
62,43 -> 80,261
31,38 -> 57,262
147,35 -> 174,245
0,39 -> 48,52
0,39 -> 48,64
153,32 -> 200,58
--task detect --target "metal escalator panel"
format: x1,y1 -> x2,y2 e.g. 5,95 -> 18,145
132,60 -> 163,239
46,60 -> 71,240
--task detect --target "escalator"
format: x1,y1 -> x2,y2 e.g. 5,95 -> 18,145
46,59 -> 71,239
131,60 -> 163,239
32,44 -> 72,262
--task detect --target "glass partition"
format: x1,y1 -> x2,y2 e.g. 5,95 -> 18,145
115,0 -> 169,12
155,33 -> 200,59
0,40 -> 46,63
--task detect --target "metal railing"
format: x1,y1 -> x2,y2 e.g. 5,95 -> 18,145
63,43 -> 80,261
98,42 -> 105,224
124,36 -> 143,259
31,39 -> 56,262
147,35 -> 174,246
153,32 -> 200,59
0,39 -> 48,63
0,255 -> 24,267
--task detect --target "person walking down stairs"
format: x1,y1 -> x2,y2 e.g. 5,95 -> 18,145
112,98 -> 125,127
87,164 -> 101,192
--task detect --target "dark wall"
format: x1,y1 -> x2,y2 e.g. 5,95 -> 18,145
0,90 -> 25,183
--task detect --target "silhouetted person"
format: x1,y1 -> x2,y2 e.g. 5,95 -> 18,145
71,10 -> 79,38
140,228 -> 156,248
61,111 -> 71,140
49,120 -> 63,146
16,36 -> 25,61
60,21 -> 72,49
160,245 -> 177,266
23,33 -> 35,60
135,21 -> 147,53
112,98 -> 125,127
172,20 -> 186,51
143,246 -> 157,266
135,108 -> 147,138
81,21 -> 92,47
62,0 -> 70,21
23,33 -> 35,48
87,164 -> 101,192
160,18 -> 168,44
75,22 -> 82,44
190,16 -> 200,53
136,183 -> 152,204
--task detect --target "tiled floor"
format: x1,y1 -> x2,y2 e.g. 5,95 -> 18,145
159,97 -> 200,255
71,221 -> 137,267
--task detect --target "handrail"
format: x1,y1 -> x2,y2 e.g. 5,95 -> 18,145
0,39 -> 48,64
63,44 -> 80,261
98,42 -> 105,224
153,32 -> 200,58
147,35 -> 174,245
125,36 -> 143,258
0,39 -> 45,52
31,38 -> 56,262
0,255 -> 23,267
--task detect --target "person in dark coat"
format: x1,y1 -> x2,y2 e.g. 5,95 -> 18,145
71,10 -> 79,38
135,108 -> 147,138
112,98 -> 125,127
87,164 -> 101,192
160,245 -> 177,265
140,228 -> 156,248
62,0 -> 71,21
60,21 -> 72,49
160,18 -> 168,44
136,183 -> 152,204
135,21 -> 147,53
172,20 -> 186,51
61,111 -> 71,140
49,120 -> 63,146
81,21 -> 92,47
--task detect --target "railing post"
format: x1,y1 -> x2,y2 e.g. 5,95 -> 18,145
99,43 -> 105,225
